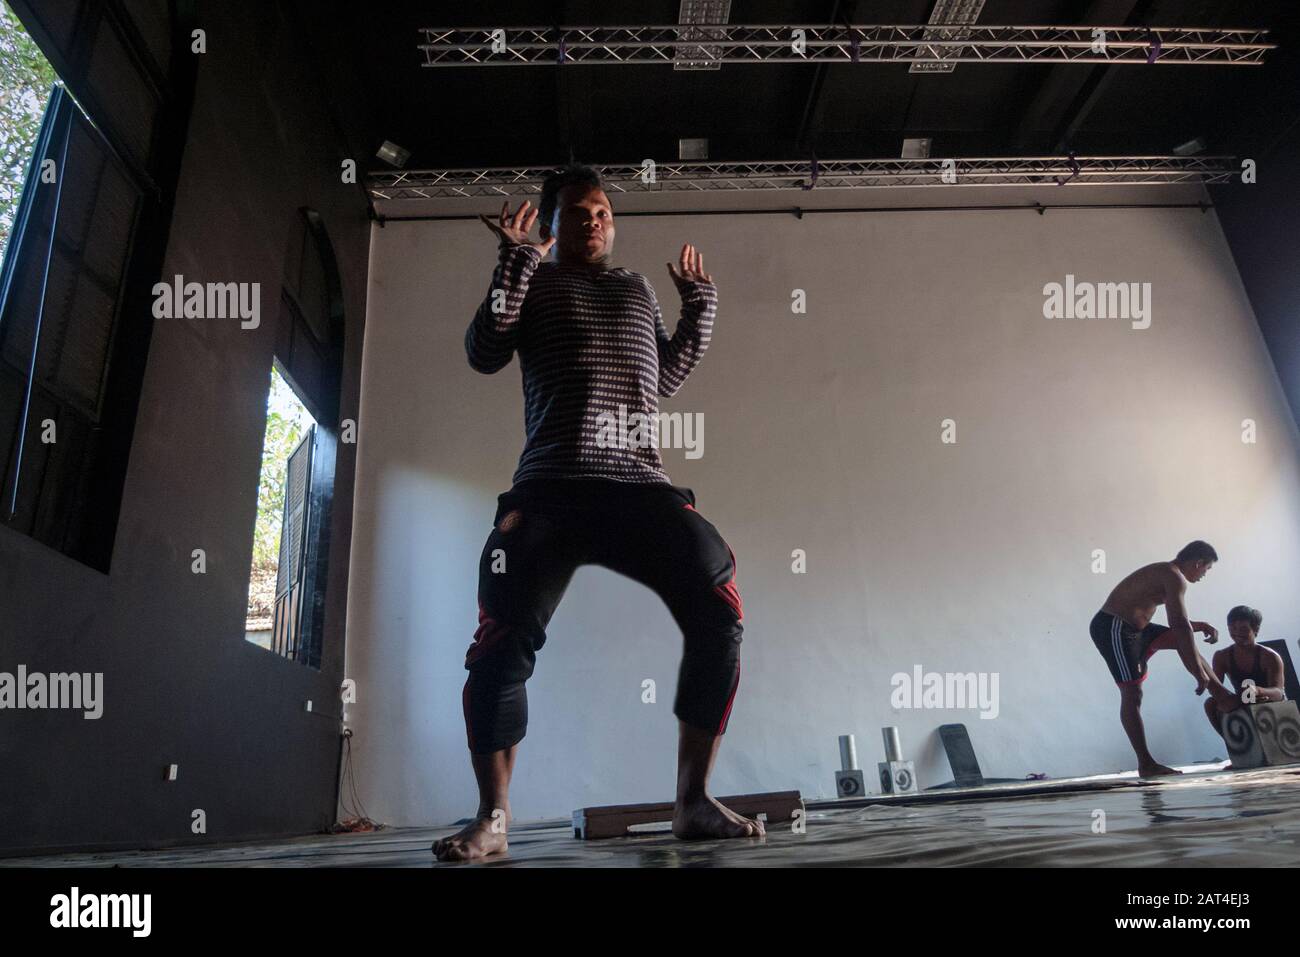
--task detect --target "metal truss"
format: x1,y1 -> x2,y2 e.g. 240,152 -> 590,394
368,157 -> 1241,202
416,25 -> 1273,67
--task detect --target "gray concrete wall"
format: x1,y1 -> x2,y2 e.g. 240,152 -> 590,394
0,1 -> 369,854
347,184 -> 1300,826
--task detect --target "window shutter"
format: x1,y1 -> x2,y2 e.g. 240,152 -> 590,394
273,426 -> 314,658
0,95 -> 142,420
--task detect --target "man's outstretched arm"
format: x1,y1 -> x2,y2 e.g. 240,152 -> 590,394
1163,571 -> 1230,704
465,242 -> 544,373
654,243 -> 718,398
465,200 -> 555,374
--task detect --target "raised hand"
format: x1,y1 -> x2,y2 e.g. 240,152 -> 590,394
666,243 -> 713,289
479,199 -> 555,254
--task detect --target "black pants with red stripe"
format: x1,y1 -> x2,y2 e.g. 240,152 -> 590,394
462,477 -> 744,755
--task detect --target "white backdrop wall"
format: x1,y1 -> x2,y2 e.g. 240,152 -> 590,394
345,186 -> 1300,825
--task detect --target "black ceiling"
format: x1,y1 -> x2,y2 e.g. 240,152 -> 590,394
300,1 -> 1298,173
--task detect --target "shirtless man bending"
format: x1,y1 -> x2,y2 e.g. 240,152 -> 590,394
1088,540 -> 1237,777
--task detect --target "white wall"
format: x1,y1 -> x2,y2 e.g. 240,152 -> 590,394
346,185 -> 1300,825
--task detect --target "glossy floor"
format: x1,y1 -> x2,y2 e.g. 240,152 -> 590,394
8,764 -> 1299,867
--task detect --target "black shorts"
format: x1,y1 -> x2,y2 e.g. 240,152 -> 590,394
1090,610 -> 1169,685
462,477 -> 744,754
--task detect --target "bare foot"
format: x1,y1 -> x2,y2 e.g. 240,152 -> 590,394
1137,763 -> 1182,778
672,794 -> 766,840
432,816 -> 509,861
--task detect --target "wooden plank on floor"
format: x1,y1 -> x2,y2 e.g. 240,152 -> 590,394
572,790 -> 803,840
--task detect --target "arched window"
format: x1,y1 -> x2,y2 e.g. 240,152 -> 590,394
245,208 -> 345,668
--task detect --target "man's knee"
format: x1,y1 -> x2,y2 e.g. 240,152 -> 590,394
667,553 -> 744,644
684,619 -> 742,667
681,546 -> 744,631
678,585 -> 744,653
465,603 -> 542,683
674,583 -> 742,676
714,537 -> 743,617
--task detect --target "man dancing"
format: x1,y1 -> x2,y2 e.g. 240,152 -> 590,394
434,164 -> 759,861
1089,541 -> 1237,777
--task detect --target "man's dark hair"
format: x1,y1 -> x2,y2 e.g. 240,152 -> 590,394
1175,540 -> 1218,564
537,163 -> 605,239
1227,605 -> 1263,632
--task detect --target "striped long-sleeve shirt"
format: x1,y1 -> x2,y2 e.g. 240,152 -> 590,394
466,242 -> 717,485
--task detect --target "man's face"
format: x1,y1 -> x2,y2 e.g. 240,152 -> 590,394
1228,619 -> 1257,646
547,184 -> 614,262
1187,559 -> 1213,583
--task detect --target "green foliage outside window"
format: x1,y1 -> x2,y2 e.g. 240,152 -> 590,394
0,2 -> 57,261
